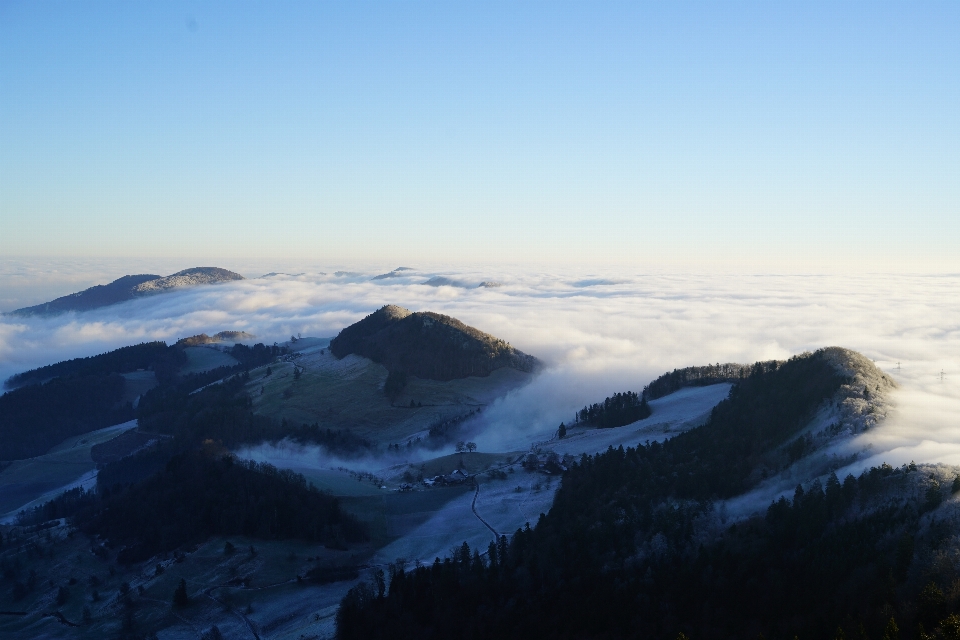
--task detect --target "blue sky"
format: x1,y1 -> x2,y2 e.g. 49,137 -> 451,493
1,2 -> 957,270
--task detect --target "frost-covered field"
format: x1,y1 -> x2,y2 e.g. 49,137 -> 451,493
497,383 -> 733,456
0,419 -> 137,521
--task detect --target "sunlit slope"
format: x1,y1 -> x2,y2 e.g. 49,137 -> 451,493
248,338 -> 533,443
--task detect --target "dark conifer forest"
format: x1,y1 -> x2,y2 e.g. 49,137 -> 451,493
64,453 -> 366,564
0,373 -> 134,460
3,341 -> 172,389
576,390 -> 651,428
336,352 -> 960,640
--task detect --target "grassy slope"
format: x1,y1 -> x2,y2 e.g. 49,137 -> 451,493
119,370 -> 157,404
179,347 -> 240,375
0,422 -> 136,517
248,341 -> 532,444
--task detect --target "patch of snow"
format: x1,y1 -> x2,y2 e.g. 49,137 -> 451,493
488,383 -> 731,456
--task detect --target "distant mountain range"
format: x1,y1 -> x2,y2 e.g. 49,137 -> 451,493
371,267 -> 416,280
7,267 -> 245,316
330,304 -> 540,381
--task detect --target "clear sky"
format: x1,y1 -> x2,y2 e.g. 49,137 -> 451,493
1,2 -> 957,270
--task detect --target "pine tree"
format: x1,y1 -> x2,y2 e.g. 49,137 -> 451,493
173,578 -> 189,607
881,617 -> 900,640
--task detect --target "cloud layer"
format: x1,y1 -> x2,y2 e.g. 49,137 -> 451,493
1,265 -> 958,468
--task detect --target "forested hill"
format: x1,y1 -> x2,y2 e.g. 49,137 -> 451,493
16,344 -> 369,564
0,340 -> 283,460
0,343 -> 185,460
8,267 -> 244,316
329,305 -> 540,381
4,342 -> 173,389
6,274 -> 160,317
335,349 -> 946,640
76,452 -> 366,563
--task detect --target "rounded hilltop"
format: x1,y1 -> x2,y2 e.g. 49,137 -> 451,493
330,305 -> 540,381
132,267 -> 244,294
7,267 -> 245,316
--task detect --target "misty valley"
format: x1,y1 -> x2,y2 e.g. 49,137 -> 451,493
1,286 -> 959,640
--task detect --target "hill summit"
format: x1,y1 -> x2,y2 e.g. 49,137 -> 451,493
330,305 -> 539,381
8,267 -> 245,316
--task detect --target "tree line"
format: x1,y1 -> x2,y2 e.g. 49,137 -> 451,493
642,361 -> 771,400
3,341 -> 172,389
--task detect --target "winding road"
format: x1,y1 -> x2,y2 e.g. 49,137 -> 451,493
470,480 -> 500,541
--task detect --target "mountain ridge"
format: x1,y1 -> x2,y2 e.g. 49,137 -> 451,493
7,267 -> 245,316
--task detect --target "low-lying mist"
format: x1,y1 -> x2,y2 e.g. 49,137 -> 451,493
234,439 -> 436,478
1,264 -> 958,471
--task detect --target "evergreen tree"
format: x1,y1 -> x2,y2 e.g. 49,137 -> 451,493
881,617 -> 900,640
173,578 -> 189,607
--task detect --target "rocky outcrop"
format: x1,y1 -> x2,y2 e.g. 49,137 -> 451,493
176,331 -> 256,347
819,346 -> 898,434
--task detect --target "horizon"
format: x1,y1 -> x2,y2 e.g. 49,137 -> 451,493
3,258 -> 960,317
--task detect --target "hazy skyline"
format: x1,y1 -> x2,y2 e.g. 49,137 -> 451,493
2,2 -> 958,270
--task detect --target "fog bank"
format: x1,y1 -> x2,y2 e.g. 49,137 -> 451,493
1,265 -> 957,468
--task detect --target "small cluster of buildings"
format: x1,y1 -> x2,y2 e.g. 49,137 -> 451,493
421,469 -> 470,487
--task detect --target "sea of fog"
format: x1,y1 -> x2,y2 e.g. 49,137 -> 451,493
1,262 -> 958,473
